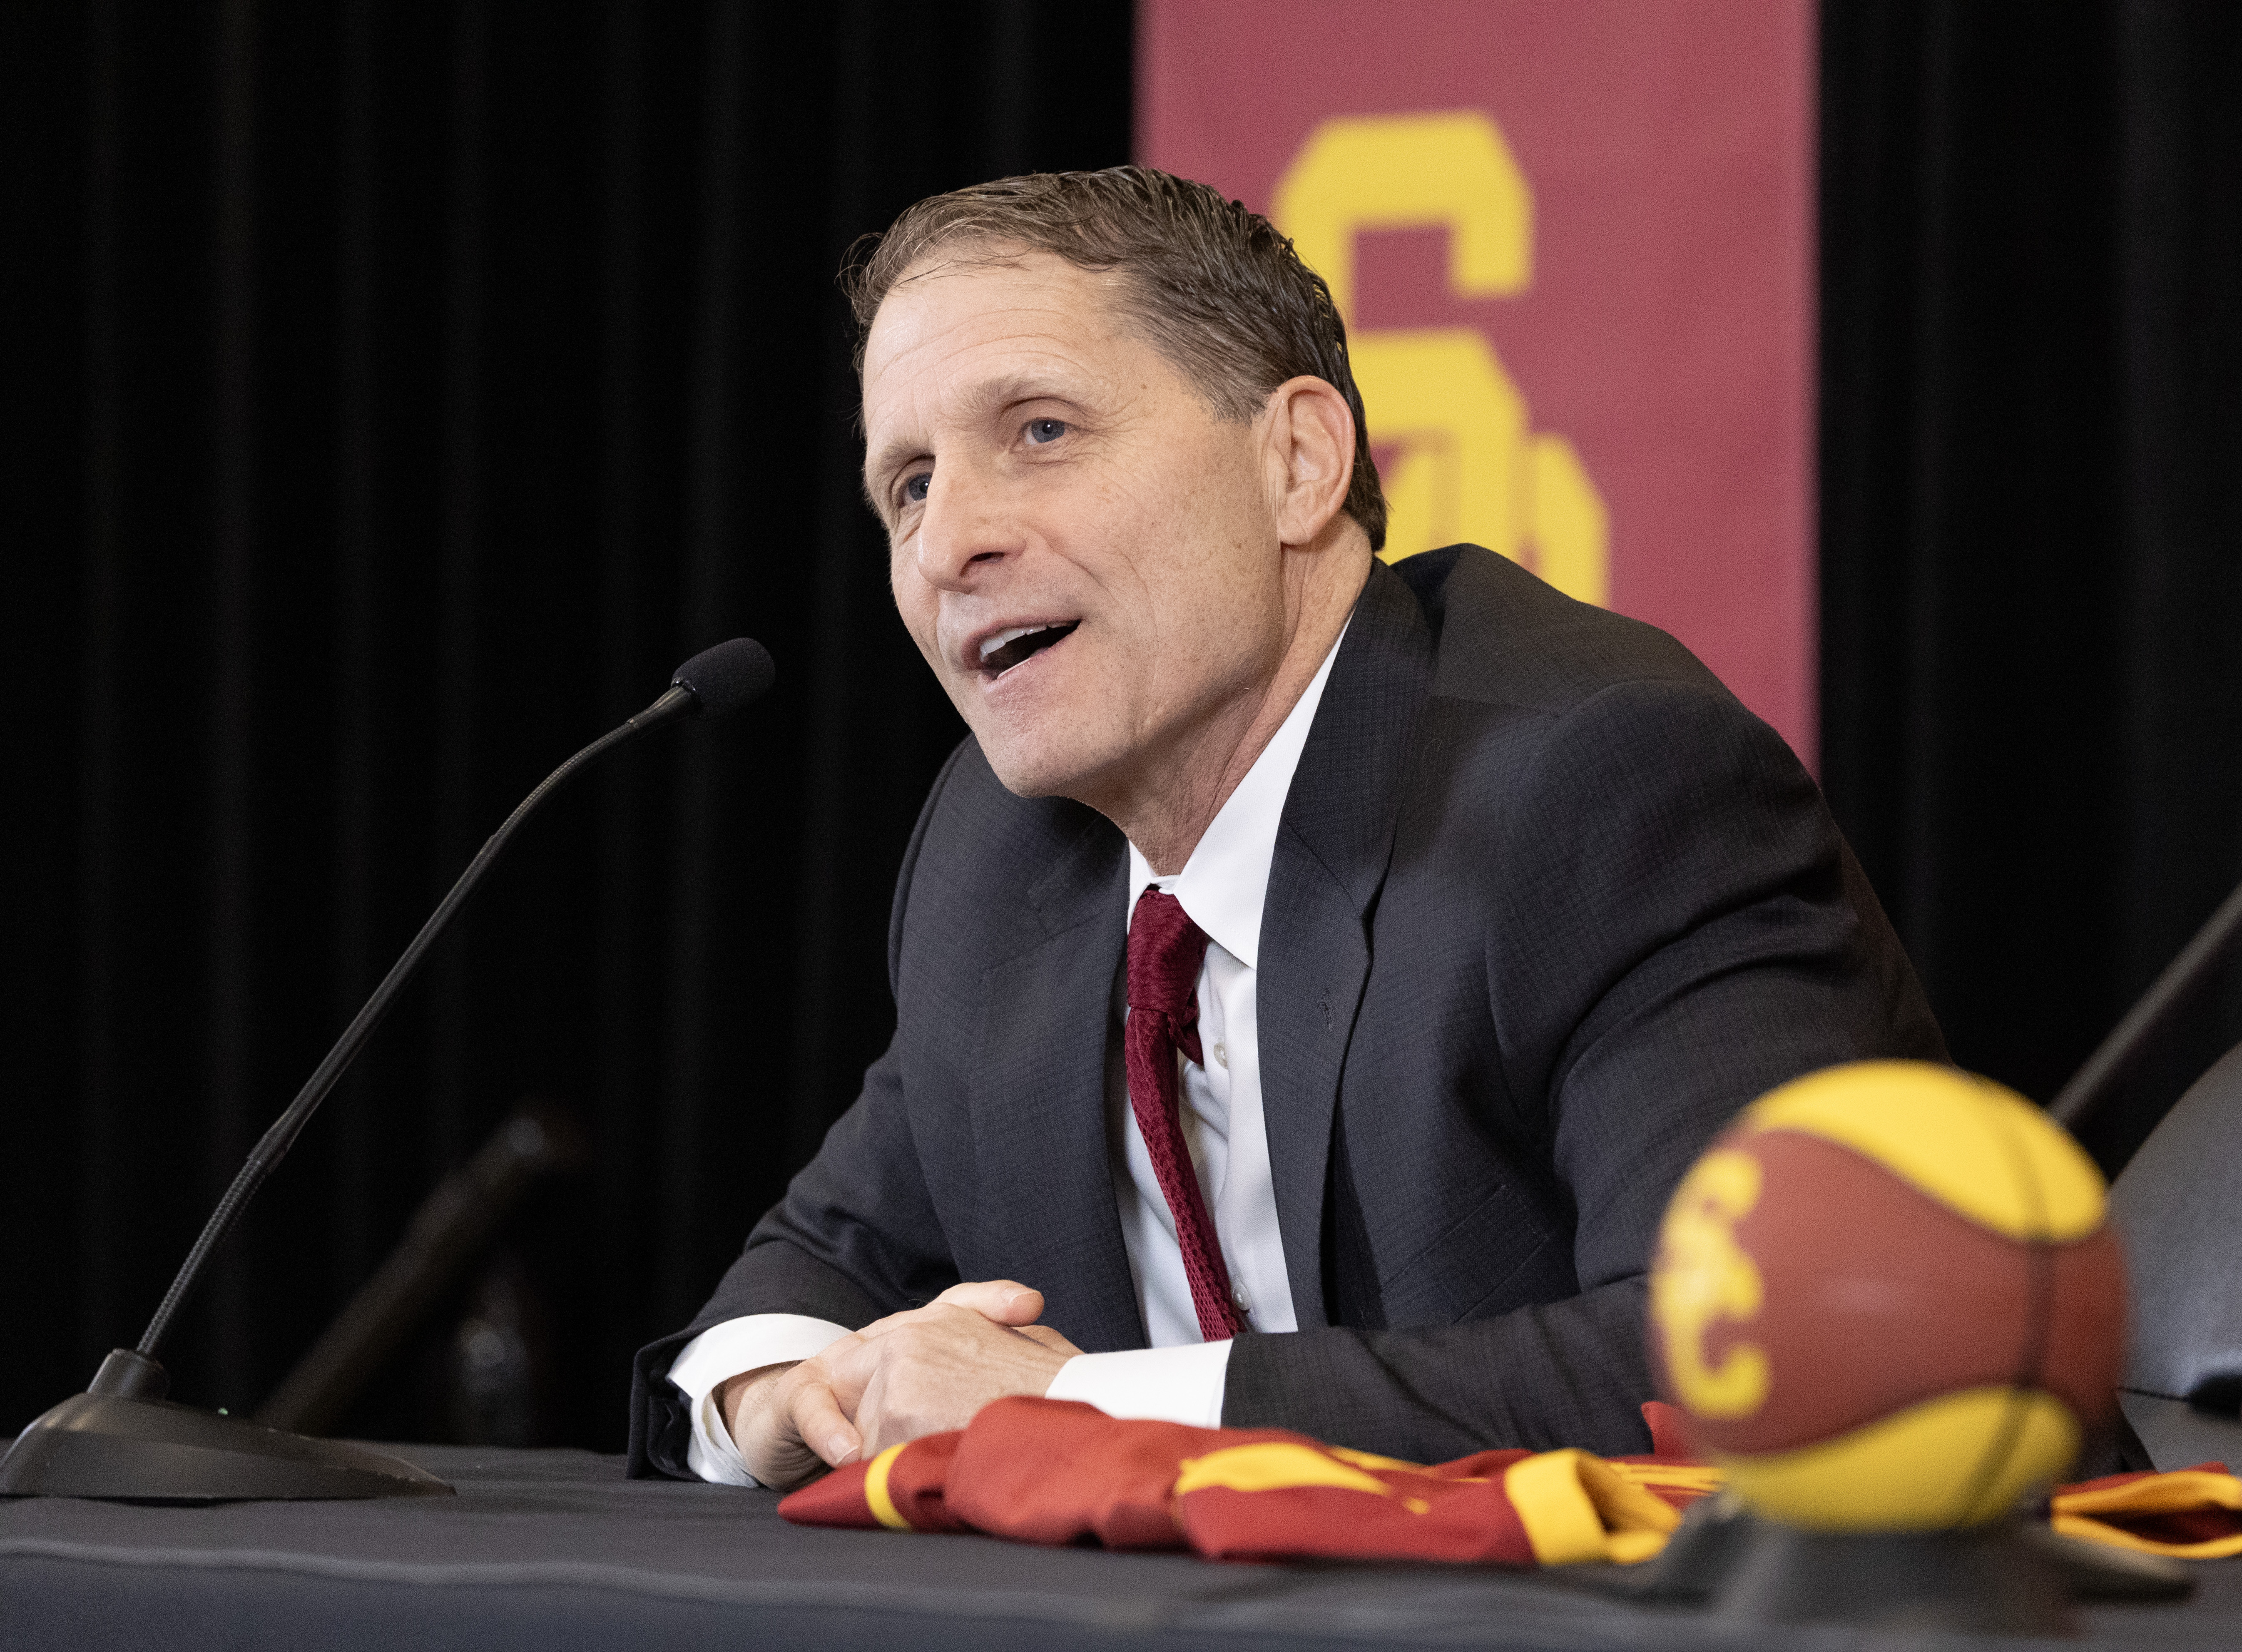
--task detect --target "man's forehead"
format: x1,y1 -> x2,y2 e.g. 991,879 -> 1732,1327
860,253 -> 1141,443
866,252 -> 1126,377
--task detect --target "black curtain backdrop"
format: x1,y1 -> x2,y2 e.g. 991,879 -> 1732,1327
1,1 -> 2236,1451
0,0 -> 1132,1449
1819,1 -> 2242,1177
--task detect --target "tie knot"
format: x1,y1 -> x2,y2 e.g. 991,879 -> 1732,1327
1127,888 -> 1209,1018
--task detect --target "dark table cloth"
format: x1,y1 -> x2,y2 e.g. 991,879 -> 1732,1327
3,1444 -> 2238,1650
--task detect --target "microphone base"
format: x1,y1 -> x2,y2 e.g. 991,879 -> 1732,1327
0,1366 -> 453,1502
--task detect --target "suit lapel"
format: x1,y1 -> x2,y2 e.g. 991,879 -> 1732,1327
1258,562 -> 1436,1329
969,809 -> 1144,1351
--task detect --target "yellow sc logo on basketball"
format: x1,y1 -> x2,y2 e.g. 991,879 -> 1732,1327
1650,1149 -> 1772,1421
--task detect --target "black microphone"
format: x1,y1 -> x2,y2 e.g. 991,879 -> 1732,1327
670,635 -> 777,721
0,639 -> 774,1501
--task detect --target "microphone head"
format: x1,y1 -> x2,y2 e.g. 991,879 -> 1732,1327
670,637 -> 776,720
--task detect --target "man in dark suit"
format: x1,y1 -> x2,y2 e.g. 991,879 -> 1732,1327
628,169 -> 1944,1490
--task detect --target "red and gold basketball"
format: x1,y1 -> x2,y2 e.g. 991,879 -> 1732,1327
1647,1060 -> 2125,1531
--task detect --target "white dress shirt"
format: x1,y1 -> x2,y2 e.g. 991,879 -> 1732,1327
670,629 -> 1346,1485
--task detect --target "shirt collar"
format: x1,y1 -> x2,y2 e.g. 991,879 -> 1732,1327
1125,621 -> 1349,970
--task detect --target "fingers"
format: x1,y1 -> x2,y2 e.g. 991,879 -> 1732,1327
786,1368 -> 862,1470
729,1286 -> 1067,1488
851,1281 -> 1046,1346
726,1356 -> 863,1490
818,1302 -> 1076,1458
932,1279 -> 1045,1325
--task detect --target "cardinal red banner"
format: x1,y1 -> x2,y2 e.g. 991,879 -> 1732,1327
1139,0 -> 1818,763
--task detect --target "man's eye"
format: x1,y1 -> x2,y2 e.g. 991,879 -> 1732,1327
1025,418 -> 1067,445
902,472 -> 931,505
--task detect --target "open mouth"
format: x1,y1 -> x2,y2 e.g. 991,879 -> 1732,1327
977,622 -> 1080,677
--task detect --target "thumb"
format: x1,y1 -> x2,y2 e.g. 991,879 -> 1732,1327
787,1374 -> 863,1471
934,1279 -> 1045,1325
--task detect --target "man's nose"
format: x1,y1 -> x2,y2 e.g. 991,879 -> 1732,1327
911,464 -> 1018,592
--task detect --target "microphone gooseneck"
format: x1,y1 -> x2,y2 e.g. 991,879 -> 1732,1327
2050,873 -> 2242,1133
133,641 -> 774,1362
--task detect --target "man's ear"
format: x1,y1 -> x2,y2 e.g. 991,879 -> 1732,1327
1262,375 -> 1358,547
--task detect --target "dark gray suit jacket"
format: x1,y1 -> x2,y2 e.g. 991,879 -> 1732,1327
627,547 -> 1945,1477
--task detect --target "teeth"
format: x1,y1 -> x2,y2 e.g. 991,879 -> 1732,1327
980,624 -> 1046,663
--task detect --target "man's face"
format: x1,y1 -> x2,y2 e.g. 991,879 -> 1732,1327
862,250 -> 1292,806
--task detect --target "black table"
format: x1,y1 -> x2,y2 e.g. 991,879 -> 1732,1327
4,1445 -> 2239,1650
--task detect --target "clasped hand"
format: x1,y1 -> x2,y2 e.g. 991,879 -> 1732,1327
717,1280 -> 1080,1490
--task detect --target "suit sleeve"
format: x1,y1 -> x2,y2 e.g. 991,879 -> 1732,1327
626,745 -> 974,1478
1224,676 -> 1947,1460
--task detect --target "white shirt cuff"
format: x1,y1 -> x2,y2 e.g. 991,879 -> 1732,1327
667,1314 -> 851,1486
1044,1340 -> 1234,1429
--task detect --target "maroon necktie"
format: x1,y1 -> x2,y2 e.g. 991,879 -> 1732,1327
1125,888 -> 1244,1342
